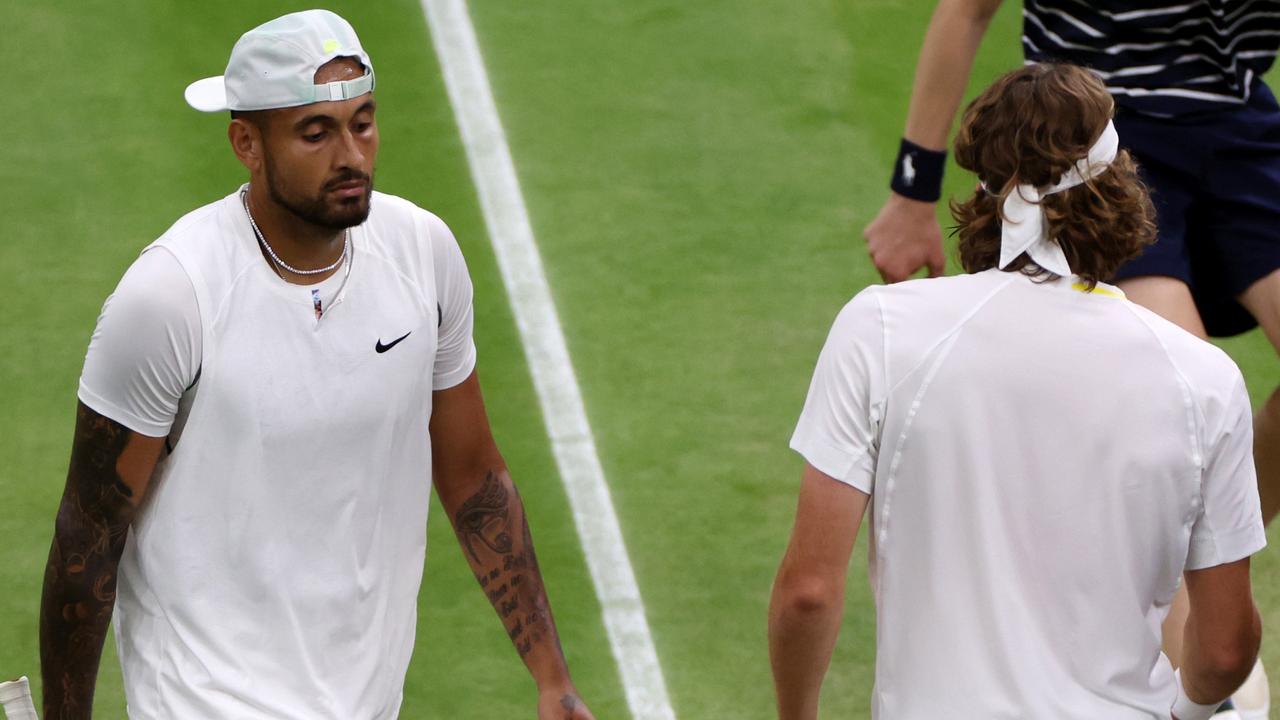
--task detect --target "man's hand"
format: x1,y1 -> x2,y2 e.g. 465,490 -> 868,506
863,192 -> 946,283
863,0 -> 1004,283
537,688 -> 595,720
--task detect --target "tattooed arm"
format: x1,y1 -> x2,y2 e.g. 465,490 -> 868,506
40,402 -> 166,719
430,371 -> 594,720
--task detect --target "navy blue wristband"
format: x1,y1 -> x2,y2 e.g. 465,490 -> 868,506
889,138 -> 946,202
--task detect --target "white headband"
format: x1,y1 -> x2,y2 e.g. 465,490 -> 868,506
995,120 -> 1120,277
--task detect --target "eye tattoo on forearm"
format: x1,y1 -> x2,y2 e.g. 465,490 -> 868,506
454,471 -> 513,563
455,471 -> 559,660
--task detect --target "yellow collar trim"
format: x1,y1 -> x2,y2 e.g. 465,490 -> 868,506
1070,281 -> 1126,299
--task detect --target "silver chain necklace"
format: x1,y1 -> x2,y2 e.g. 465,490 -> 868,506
241,189 -> 349,276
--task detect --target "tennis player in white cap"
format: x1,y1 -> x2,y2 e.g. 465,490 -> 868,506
39,10 -> 594,719
769,63 -> 1265,720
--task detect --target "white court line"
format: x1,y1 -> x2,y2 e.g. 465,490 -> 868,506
419,2 -> 677,718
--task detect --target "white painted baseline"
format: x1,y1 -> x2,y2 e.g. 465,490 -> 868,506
418,2 -> 677,719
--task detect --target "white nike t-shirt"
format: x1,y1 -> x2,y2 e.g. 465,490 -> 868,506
78,187 -> 475,719
791,269 -> 1265,720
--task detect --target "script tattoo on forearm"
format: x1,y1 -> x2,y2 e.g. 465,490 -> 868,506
454,471 -> 561,660
40,403 -> 138,719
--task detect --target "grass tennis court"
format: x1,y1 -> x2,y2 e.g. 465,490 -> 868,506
2,1 -> 1277,717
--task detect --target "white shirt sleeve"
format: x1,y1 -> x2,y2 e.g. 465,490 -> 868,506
789,288 -> 887,494
1185,374 -> 1266,570
77,247 -> 202,438
428,213 -> 477,391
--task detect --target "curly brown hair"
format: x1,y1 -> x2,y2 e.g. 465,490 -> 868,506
950,63 -> 1156,286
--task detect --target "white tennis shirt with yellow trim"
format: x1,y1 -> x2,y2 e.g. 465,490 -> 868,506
791,268 -> 1264,720
78,188 -> 476,719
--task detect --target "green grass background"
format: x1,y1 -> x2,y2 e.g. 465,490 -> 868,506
1,1 -> 1276,718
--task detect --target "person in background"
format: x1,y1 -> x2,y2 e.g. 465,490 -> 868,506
774,63 -> 1264,720
862,2 -> 1280,713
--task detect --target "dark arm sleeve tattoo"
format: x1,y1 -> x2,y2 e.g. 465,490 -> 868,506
40,402 -> 140,719
451,470 -> 565,665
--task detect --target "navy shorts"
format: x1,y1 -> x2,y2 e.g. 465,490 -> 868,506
1112,81 -> 1280,337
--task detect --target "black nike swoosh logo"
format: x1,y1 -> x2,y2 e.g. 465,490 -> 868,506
375,331 -> 412,354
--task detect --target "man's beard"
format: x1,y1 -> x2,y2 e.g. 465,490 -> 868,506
264,158 -> 374,230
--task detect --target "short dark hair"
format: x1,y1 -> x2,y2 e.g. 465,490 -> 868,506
949,63 -> 1156,287
229,109 -> 269,128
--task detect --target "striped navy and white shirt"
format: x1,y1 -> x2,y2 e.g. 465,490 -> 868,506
1024,0 -> 1280,116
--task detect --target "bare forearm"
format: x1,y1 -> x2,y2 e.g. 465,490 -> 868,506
40,405 -> 137,719
903,0 -> 1002,149
768,584 -> 845,720
1179,606 -> 1262,705
447,469 -> 573,690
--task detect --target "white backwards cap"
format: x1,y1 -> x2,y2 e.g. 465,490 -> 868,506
995,120 -> 1120,277
185,9 -> 375,113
